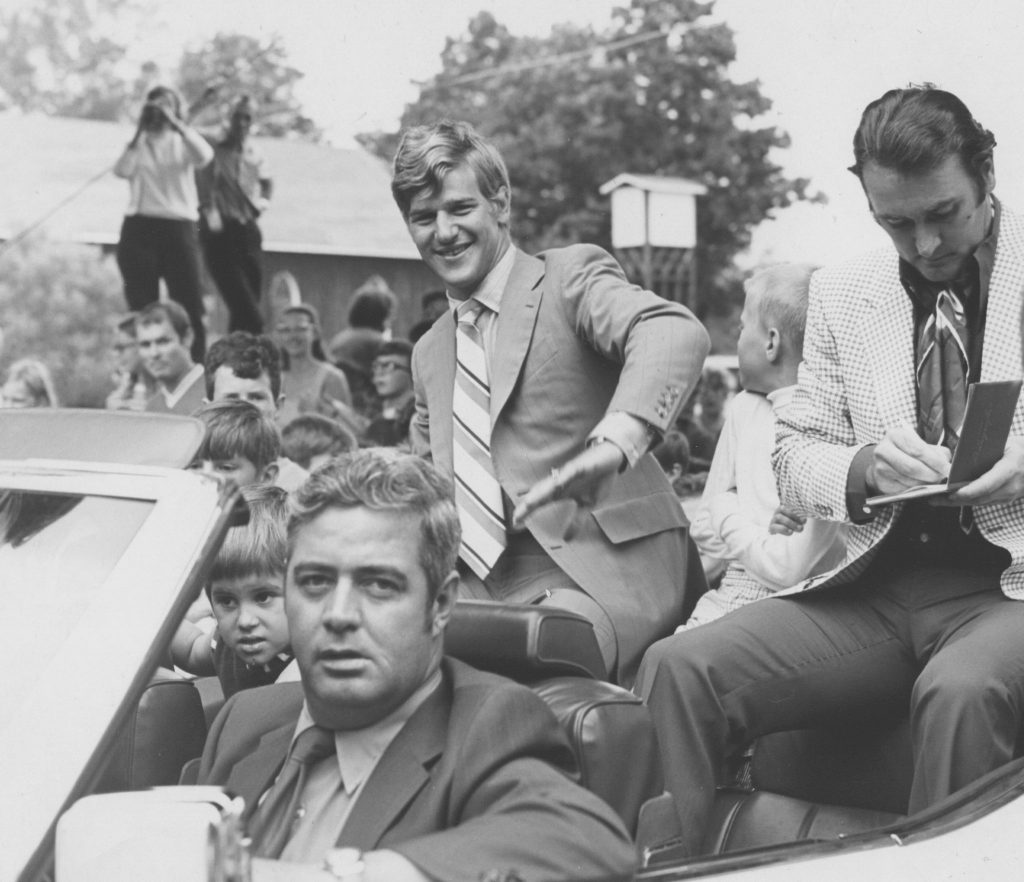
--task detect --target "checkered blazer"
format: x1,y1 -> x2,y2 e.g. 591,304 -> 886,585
773,204 -> 1024,597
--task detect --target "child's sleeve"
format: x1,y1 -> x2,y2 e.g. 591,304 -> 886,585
709,499 -> 845,592
689,400 -> 741,562
169,616 -> 216,676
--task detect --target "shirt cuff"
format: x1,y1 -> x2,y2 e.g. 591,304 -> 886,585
846,444 -> 878,523
588,412 -> 654,470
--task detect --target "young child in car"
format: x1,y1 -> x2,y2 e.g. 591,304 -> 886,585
190,399 -> 281,487
170,484 -> 295,697
685,264 -> 846,629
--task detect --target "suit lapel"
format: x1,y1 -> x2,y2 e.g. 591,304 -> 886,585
336,680 -> 450,850
981,210 -> 1024,384
490,249 -> 544,420
865,264 -> 918,428
421,314 -> 457,473
229,722 -> 293,822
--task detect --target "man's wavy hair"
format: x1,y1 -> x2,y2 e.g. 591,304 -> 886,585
204,332 -> 283,400
849,84 -> 996,199
288,448 -> 460,599
391,119 -> 510,217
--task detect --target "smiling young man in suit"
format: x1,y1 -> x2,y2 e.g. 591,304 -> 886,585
637,85 -> 1024,856
392,120 -> 710,685
196,449 -> 635,882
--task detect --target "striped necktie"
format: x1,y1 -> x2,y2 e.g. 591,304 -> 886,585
453,300 -> 507,579
248,724 -> 336,858
916,287 -> 972,532
916,288 -> 969,452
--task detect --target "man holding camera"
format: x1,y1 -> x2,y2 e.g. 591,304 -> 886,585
197,96 -> 274,335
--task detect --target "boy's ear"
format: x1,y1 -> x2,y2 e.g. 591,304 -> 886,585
260,460 -> 280,484
765,327 -> 783,363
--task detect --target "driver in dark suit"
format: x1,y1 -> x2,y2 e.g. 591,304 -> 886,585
196,448 -> 636,882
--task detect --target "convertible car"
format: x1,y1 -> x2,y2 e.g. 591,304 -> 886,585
4,409 -> 1023,881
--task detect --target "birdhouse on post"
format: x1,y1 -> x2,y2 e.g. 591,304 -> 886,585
598,173 -> 706,311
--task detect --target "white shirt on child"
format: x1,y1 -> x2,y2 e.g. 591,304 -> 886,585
685,387 -> 846,629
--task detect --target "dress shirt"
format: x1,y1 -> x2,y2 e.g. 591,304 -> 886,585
446,244 -> 652,466
279,669 -> 443,862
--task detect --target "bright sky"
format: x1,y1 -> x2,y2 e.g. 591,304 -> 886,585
9,0 -> 1024,267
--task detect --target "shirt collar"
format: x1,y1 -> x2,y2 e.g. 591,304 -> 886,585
446,244 -> 516,317
292,667 -> 443,796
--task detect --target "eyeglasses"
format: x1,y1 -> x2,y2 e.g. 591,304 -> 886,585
371,360 -> 411,375
276,325 -> 313,335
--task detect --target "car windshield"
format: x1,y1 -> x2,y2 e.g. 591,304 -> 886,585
0,489 -> 153,732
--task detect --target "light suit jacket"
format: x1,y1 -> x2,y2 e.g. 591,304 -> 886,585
196,658 -> 636,882
773,203 -> 1024,596
410,244 -> 710,683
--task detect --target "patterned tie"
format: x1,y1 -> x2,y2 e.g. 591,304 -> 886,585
453,300 -> 507,579
917,288 -> 969,452
916,287 -> 972,532
248,724 -> 336,859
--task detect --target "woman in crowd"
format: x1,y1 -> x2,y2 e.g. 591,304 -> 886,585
1,358 -> 59,408
275,304 -> 359,431
113,85 -> 213,361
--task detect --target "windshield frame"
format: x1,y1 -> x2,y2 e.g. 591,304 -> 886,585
0,461 -> 239,882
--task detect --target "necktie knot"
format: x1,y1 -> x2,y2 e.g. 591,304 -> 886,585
290,724 -> 336,766
457,299 -> 485,329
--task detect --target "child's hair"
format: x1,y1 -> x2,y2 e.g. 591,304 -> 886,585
193,399 -> 281,472
652,430 -> 691,473
207,484 -> 289,588
4,358 -> 59,407
744,263 -> 819,354
281,413 -> 358,470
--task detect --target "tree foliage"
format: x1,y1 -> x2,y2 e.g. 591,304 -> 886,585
359,0 -> 818,315
0,0 -> 148,121
0,1 -> 319,139
177,33 -> 320,139
0,235 -> 126,407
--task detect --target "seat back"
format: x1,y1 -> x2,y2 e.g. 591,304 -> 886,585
447,601 -> 662,835
98,670 -> 207,792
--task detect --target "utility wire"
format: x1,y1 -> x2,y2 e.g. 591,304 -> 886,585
416,27 -> 670,92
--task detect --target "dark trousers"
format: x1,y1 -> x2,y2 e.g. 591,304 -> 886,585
636,557 -> 1024,855
200,218 -> 264,334
117,215 -> 206,360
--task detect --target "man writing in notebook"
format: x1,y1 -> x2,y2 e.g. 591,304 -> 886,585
638,84 -> 1024,856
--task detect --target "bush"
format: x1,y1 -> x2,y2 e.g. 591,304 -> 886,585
0,234 -> 124,407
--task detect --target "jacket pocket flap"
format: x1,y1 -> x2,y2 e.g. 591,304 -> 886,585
592,492 -> 688,544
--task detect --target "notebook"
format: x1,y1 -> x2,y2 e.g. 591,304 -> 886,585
865,379 -> 1022,507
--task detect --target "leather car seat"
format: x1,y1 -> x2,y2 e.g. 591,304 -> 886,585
97,669 -> 207,792
446,600 -> 665,837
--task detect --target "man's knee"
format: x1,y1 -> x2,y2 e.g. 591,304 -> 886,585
636,630 -> 715,701
912,648 -> 1024,728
